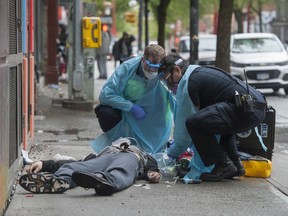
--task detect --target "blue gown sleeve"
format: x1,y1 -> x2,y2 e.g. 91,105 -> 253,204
99,57 -> 141,112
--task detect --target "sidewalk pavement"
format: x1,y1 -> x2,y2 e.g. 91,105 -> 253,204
4,61 -> 288,216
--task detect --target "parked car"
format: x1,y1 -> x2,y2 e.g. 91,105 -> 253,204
230,33 -> 288,95
178,34 -> 217,65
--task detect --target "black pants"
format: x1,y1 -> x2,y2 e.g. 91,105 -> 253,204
94,104 -> 122,132
185,102 -> 266,166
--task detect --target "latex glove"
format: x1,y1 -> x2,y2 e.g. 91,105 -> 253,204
167,145 -> 180,160
130,104 -> 146,120
167,139 -> 175,148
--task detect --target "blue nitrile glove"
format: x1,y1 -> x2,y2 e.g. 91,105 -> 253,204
167,143 -> 180,160
130,104 -> 146,120
167,139 -> 175,148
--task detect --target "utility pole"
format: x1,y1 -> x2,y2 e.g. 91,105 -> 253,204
138,0 -> 143,52
46,0 -> 58,84
72,0 -> 84,96
144,0 -> 149,47
62,0 -> 94,111
190,0 -> 199,64
111,0 -> 117,36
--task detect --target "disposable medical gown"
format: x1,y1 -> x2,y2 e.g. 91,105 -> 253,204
167,65 -> 214,180
91,56 -> 175,154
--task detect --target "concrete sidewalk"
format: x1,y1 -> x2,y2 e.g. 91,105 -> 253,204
4,61 -> 288,216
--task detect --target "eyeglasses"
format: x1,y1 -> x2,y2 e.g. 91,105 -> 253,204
144,58 -> 161,68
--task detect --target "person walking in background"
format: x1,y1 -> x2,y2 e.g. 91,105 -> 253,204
57,24 -> 68,81
118,32 -> 135,60
112,40 -> 120,68
95,27 -> 111,79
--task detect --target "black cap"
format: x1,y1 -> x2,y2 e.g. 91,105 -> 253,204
158,54 -> 184,73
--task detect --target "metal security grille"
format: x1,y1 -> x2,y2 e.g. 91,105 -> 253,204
27,1 -> 30,130
9,0 -> 22,54
17,0 -> 22,53
9,67 -> 18,168
9,0 -> 17,54
18,63 -> 23,145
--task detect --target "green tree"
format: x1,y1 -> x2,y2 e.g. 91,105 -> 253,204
250,0 -> 276,33
150,0 -> 219,46
233,0 -> 277,33
233,0 -> 248,33
154,0 -> 171,48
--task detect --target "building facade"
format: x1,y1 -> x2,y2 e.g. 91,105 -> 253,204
0,0 -> 35,214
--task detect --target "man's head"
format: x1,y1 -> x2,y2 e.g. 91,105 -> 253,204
158,54 -> 189,90
142,44 -> 166,79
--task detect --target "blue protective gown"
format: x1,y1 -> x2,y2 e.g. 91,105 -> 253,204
91,56 -> 175,154
168,65 -> 213,180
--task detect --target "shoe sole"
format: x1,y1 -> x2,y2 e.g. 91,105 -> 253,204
200,166 -> 237,182
226,168 -> 246,179
19,173 -> 69,193
72,172 -> 114,196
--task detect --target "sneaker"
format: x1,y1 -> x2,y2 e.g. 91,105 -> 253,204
200,162 -> 237,182
72,171 -> 115,196
19,173 -> 70,193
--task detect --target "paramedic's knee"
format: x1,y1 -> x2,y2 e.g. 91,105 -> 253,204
95,104 -> 122,132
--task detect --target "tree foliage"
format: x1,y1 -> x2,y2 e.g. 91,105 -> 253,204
250,0 -> 277,33
233,0 -> 277,33
156,0 -> 171,48
233,0 -> 248,33
94,0 -> 276,65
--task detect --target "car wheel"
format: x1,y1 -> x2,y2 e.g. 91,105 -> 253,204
284,88 -> 288,95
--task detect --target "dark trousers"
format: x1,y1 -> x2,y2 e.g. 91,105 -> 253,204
94,104 -> 122,132
185,102 -> 265,166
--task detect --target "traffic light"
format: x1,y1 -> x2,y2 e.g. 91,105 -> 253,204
102,24 -> 109,32
82,17 -> 102,48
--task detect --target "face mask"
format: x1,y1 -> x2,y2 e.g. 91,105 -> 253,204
143,69 -> 158,80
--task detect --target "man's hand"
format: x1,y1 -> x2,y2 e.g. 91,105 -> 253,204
26,161 -> 43,173
147,171 -> 162,183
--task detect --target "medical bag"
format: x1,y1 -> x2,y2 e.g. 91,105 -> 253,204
236,106 -> 275,160
241,155 -> 272,178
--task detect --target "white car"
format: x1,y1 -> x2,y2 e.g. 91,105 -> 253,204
178,34 -> 217,65
230,33 -> 288,95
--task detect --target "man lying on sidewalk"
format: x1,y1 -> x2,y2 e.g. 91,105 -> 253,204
19,137 -> 161,196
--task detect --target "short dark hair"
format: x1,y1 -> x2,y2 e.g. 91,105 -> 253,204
159,54 -> 188,74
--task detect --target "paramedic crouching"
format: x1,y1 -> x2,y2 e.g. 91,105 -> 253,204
160,54 -> 267,182
92,44 -> 175,154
